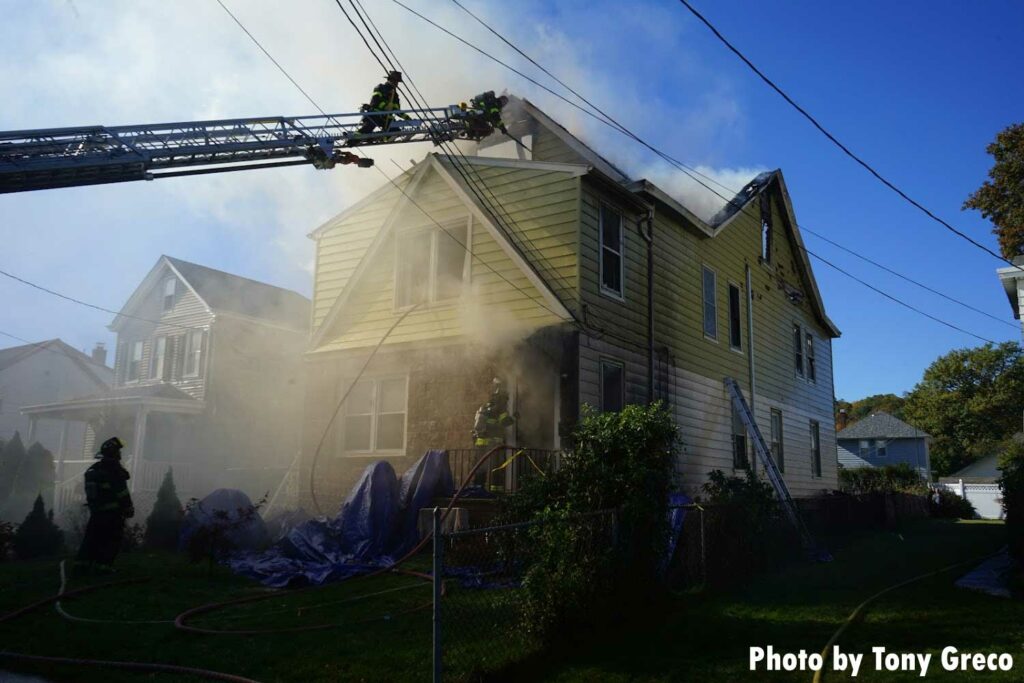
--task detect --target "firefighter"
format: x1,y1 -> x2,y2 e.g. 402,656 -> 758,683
355,71 -> 411,137
472,378 -> 515,491
468,91 -> 510,137
75,436 -> 134,574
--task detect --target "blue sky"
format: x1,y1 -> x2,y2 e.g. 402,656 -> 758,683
1,0 -> 1021,401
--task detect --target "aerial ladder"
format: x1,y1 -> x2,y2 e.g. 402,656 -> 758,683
0,104 -> 501,194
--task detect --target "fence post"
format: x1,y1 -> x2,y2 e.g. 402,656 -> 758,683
432,506 -> 442,683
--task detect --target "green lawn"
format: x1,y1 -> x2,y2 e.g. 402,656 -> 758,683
0,520 -> 1015,682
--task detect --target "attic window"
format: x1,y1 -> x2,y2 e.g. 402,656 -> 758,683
759,193 -> 773,264
162,277 -> 176,311
395,220 -> 469,308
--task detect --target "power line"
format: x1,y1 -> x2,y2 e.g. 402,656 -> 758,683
675,0 -> 1022,274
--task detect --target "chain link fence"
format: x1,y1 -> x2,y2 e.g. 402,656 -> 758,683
429,508 -> 617,682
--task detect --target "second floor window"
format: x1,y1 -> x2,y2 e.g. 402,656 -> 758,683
794,323 -> 804,376
183,329 -> 205,378
126,340 -> 143,382
805,332 -> 817,382
702,266 -> 717,339
162,277 -> 176,311
395,221 -> 469,308
150,336 -> 168,380
599,204 -> 623,296
728,283 -> 742,350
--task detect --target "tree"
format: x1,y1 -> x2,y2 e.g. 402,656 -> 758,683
963,122 -> 1024,259
835,393 -> 906,430
13,494 -> 63,559
0,433 -> 28,521
144,468 -> 184,551
2,440 -> 55,522
903,342 -> 1024,476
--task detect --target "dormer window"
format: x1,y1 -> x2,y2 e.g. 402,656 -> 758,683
162,277 -> 176,311
395,220 -> 469,308
759,193 -> 773,264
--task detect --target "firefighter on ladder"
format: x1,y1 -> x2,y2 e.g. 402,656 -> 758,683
354,70 -> 411,140
75,436 -> 134,574
472,377 -> 515,492
467,91 -> 509,138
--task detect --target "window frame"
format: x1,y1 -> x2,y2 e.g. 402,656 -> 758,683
759,193 -> 773,265
598,358 -> 625,413
598,202 -> 625,300
793,323 -> 804,377
126,340 -> 144,383
770,408 -> 785,473
162,277 -> 176,312
394,217 -> 471,310
149,335 -> 168,381
731,404 -> 749,470
805,331 -> 817,382
810,420 -> 822,478
183,329 -> 206,378
339,375 -> 409,455
701,264 -> 718,341
877,441 -> 887,458
727,282 -> 742,351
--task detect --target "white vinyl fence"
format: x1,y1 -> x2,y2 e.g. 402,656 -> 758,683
934,480 -> 1004,520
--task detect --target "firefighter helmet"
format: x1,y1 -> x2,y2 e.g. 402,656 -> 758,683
386,70 -> 403,84
99,436 -> 124,457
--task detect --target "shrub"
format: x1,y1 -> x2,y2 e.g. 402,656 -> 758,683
144,469 -> 184,551
0,438 -> 55,523
121,522 -> 145,553
0,433 -> 27,520
500,402 -> 678,639
838,463 -> 929,495
13,495 -> 63,559
997,440 -> 1024,562
0,521 -> 14,561
183,494 -> 267,572
929,487 -> 977,519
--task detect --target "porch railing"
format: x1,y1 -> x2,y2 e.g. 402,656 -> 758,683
444,447 -> 561,495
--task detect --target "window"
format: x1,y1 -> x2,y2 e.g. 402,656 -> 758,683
770,409 -> 785,472
162,277 -> 176,311
149,336 -> 168,380
183,329 -> 205,378
599,204 -> 623,296
794,324 -> 804,376
859,439 -> 871,458
805,332 -> 816,382
599,359 -> 624,413
395,221 -> 469,308
810,420 -> 822,477
702,266 -> 717,339
126,340 -> 143,382
732,405 -> 749,469
759,194 -> 773,264
728,283 -> 742,350
877,441 -> 887,457
342,377 -> 407,452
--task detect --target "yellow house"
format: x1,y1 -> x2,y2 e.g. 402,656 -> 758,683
303,97 -> 840,507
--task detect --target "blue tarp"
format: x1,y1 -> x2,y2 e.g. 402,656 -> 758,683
179,488 -> 270,553
228,450 -> 454,587
662,492 -> 691,573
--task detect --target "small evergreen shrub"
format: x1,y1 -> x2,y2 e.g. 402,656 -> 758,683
13,494 -> 64,559
0,521 -> 14,561
144,469 -> 184,551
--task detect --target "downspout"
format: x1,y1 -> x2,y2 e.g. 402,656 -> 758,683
640,209 -> 655,404
745,263 -> 756,471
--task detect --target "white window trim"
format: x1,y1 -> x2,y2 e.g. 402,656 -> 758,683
125,340 -> 144,384
701,264 -> 718,342
598,358 -> 625,413
727,281 -> 743,352
793,321 -> 805,378
149,335 -> 168,380
183,329 -> 206,379
805,330 -> 817,384
393,217 -> 472,311
598,202 -> 625,301
340,374 -> 409,456
162,277 -> 176,312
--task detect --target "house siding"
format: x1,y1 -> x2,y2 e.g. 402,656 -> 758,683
837,437 -> 930,477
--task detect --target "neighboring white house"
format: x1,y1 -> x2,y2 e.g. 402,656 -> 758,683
0,339 -> 112,460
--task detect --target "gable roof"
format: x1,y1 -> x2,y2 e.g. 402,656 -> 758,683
0,338 -> 112,386
113,256 -> 311,332
837,412 -> 929,440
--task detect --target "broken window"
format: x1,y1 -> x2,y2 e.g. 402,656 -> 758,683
728,283 -> 742,350
342,377 -> 407,452
183,329 -> 205,378
702,266 -> 717,339
395,221 -> 469,308
759,193 -> 773,264
805,332 -> 816,382
127,340 -> 143,382
793,323 -> 804,376
599,359 -> 624,413
770,408 -> 784,472
732,404 -> 749,469
599,204 -> 623,296
149,336 -> 168,380
810,420 -> 822,477
162,277 -> 176,311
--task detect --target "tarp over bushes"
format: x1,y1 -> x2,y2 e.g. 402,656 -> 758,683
179,488 -> 269,553
229,450 -> 454,587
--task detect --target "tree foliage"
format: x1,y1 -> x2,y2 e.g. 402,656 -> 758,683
4,442 -> 56,522
0,432 -> 27,518
903,342 -> 1024,476
997,439 -> 1024,563
835,394 -> 906,430
838,463 -> 928,495
963,122 -> 1024,259
13,494 -> 63,559
144,468 -> 184,551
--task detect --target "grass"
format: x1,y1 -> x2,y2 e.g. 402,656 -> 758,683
0,520 -> 1014,682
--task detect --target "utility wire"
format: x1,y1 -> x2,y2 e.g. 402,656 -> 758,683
675,0 -> 1023,274
412,1 -> 1012,342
